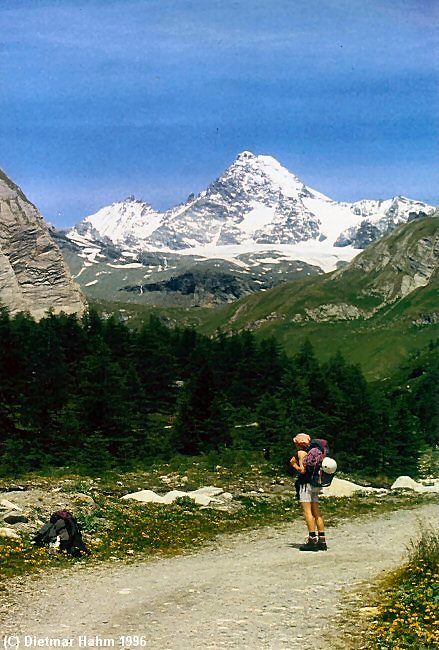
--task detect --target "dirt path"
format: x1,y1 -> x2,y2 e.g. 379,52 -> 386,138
1,503 -> 437,650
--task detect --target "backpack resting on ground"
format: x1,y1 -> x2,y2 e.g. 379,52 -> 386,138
33,510 -> 90,557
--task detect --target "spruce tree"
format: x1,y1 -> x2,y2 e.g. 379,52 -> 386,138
131,315 -> 178,416
174,356 -> 218,454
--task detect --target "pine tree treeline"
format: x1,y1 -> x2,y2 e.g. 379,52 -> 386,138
0,307 -> 436,477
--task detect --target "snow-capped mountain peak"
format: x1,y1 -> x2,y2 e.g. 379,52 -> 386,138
67,152 -> 435,263
218,150 -> 328,203
69,197 -> 162,249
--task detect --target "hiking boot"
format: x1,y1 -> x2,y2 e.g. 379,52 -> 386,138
299,538 -> 319,551
317,540 -> 328,551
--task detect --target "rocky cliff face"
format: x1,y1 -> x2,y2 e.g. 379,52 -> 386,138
121,270 -> 270,307
292,214 -> 439,323
0,170 -> 86,319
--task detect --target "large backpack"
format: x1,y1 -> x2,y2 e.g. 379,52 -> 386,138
33,510 -> 90,557
304,439 -> 336,488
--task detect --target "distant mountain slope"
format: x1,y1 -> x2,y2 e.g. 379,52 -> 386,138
54,228 -> 323,307
203,214 -> 439,331
0,169 -> 86,319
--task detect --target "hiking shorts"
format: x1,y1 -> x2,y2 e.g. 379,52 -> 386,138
298,483 -> 322,503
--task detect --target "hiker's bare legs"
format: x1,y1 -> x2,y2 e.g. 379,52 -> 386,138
311,502 -> 325,533
300,502 -> 316,533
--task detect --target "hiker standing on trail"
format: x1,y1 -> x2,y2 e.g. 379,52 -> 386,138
290,433 -> 327,551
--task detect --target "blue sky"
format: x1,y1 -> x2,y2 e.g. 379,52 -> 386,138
1,0 -> 437,227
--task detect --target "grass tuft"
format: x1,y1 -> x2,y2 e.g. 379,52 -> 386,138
367,527 -> 439,649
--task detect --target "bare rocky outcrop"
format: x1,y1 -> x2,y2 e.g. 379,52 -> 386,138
334,213 -> 439,304
0,169 -> 86,319
0,485 -> 97,539
293,303 -> 374,323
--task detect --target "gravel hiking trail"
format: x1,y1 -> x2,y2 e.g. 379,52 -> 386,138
1,503 -> 437,650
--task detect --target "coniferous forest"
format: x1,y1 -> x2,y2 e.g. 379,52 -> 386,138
0,307 -> 437,478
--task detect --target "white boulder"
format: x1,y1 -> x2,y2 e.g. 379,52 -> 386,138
192,486 -> 224,497
0,499 -> 23,511
391,476 -> 419,490
0,527 -> 20,539
391,475 -> 439,493
120,490 -> 165,504
191,494 -> 217,506
322,478 -> 387,498
161,490 -> 192,504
